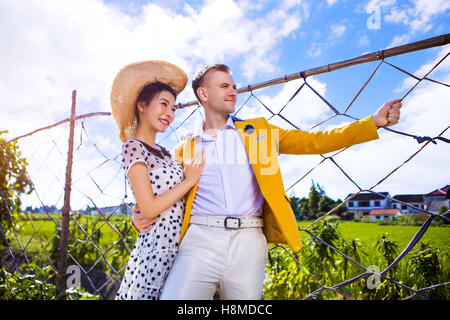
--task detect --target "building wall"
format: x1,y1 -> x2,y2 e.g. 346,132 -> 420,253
347,197 -> 392,216
370,215 -> 394,222
392,202 -> 424,213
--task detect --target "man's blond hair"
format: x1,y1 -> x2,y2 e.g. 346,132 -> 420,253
192,64 -> 231,104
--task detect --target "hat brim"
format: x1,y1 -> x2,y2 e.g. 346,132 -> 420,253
110,60 -> 188,142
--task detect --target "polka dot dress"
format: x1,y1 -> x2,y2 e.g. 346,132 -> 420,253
115,139 -> 185,300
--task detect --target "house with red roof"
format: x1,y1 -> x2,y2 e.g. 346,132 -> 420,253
342,185 -> 448,221
345,192 -> 392,219
369,208 -> 401,222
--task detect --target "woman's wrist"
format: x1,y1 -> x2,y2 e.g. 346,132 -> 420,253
183,177 -> 197,189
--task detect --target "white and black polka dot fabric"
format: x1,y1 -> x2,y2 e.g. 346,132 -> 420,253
115,139 -> 185,300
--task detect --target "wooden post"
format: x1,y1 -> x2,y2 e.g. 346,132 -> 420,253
56,90 -> 77,297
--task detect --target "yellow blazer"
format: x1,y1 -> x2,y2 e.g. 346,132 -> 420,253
172,115 -> 379,252
131,115 -> 379,252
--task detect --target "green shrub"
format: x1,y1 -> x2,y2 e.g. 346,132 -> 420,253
0,263 -> 98,300
409,242 -> 449,299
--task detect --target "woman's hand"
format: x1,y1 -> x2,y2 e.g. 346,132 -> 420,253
183,151 -> 206,187
131,203 -> 159,233
128,151 -> 205,223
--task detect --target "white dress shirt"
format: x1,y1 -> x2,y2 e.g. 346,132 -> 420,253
190,116 -> 264,217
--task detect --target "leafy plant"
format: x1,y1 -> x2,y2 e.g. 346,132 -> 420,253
264,217 -> 347,300
409,242 -> 448,299
369,233 -> 402,299
0,263 -> 98,300
0,131 -> 34,235
375,233 -> 399,269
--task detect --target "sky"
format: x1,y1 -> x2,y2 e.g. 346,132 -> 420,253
0,0 -> 449,211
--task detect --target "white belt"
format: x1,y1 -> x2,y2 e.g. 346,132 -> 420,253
189,215 -> 264,229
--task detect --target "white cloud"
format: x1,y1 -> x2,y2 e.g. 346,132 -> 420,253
358,35 -> 370,47
307,42 -> 322,57
329,22 -> 347,39
364,0 -> 396,13
384,6 -> 409,24
388,33 -> 411,47
408,0 -> 450,33
394,45 -> 450,92
327,0 -> 339,7
367,0 -> 450,45
0,0 -> 304,133
266,77 -> 332,130
306,20 -> 348,58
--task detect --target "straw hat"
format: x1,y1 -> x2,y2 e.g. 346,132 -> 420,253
110,60 -> 188,142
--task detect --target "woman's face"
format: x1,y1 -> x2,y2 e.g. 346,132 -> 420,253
139,90 -> 176,133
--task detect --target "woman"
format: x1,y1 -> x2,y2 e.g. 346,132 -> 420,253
110,60 -> 205,299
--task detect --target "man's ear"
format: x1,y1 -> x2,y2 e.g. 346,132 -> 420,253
197,87 -> 207,104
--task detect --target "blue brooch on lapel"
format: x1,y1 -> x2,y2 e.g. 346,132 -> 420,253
231,115 -> 254,134
244,124 -> 255,134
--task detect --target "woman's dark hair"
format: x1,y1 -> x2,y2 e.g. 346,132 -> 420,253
135,81 -> 177,125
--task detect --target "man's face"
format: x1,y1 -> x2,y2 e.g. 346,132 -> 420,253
200,70 -> 237,115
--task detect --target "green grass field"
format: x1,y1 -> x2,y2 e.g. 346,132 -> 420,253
8,214 -> 449,269
5,213 -> 138,268
299,220 -> 449,255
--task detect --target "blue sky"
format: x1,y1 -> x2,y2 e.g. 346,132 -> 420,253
0,0 -> 449,210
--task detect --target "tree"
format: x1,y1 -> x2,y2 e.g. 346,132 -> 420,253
315,181 -> 326,196
438,205 -> 448,215
288,192 -> 302,220
289,182 -> 348,221
0,131 -> 34,232
308,183 -> 320,218
318,195 -> 335,214
330,198 -> 347,218
438,205 -> 449,224
299,198 -> 311,219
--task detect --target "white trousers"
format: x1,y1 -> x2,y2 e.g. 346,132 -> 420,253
160,223 -> 268,300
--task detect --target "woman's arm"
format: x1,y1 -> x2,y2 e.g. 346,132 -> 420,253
128,151 -> 204,220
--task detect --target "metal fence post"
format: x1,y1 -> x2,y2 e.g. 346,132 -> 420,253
56,90 -> 77,297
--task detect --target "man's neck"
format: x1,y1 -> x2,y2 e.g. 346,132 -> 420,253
203,111 -> 229,133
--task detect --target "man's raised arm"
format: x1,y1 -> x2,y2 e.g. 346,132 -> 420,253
269,99 -> 402,155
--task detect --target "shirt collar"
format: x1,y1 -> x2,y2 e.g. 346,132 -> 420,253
192,115 -> 237,141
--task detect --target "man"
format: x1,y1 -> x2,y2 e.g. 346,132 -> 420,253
131,64 -> 402,299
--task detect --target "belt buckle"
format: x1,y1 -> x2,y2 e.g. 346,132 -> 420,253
224,217 -> 241,230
